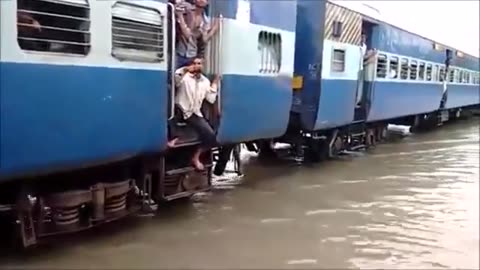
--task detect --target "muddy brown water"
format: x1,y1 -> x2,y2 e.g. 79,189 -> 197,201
1,119 -> 479,269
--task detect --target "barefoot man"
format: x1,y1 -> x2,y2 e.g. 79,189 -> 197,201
169,57 -> 220,170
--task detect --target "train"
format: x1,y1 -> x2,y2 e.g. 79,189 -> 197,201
1,0 -> 479,248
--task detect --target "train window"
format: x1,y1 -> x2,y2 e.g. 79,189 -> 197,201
439,67 -> 445,82
409,60 -> 418,80
432,65 -> 437,81
332,21 -> 343,38
418,62 -> 425,80
458,70 -> 463,83
258,31 -> 282,73
17,0 -> 91,55
400,58 -> 409,80
376,54 -> 387,78
112,2 -> 164,62
448,69 -> 455,82
426,64 -> 432,81
331,49 -> 345,72
389,56 -> 399,79
464,71 -> 470,84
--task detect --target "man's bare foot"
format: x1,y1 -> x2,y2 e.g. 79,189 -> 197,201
167,138 -> 179,148
191,158 -> 205,171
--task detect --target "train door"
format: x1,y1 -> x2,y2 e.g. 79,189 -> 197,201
203,2 -> 223,130
353,20 -> 376,122
155,2 -> 215,202
166,2 -> 223,145
440,49 -> 453,109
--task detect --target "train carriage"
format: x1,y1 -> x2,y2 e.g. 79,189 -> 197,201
0,0 -> 478,248
0,0 -> 298,247
275,0 -> 479,161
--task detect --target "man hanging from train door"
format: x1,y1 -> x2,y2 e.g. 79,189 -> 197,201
168,0 -> 221,148
171,57 -> 221,171
356,33 -> 377,107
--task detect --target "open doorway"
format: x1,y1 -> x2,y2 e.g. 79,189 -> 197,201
353,19 -> 378,122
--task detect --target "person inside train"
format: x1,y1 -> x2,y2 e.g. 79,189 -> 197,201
17,7 -> 43,51
17,11 -> 42,33
169,57 -> 221,170
361,33 -> 377,65
174,0 -> 220,68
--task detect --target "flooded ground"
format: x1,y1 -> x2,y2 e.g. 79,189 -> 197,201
1,119 -> 479,269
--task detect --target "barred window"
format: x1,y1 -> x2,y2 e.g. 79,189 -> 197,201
448,69 -> 455,82
112,2 -> 164,62
375,54 -> 387,78
389,56 -> 399,79
418,62 -> 425,80
464,71 -> 470,84
330,49 -> 345,72
400,58 -> 409,80
439,67 -> 445,82
426,64 -> 432,81
258,31 -> 282,73
17,0 -> 91,55
409,60 -> 417,80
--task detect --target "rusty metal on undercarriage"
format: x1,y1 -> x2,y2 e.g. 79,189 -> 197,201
34,179 -> 137,237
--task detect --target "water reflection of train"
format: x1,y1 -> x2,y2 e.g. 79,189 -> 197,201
1,0 -> 478,247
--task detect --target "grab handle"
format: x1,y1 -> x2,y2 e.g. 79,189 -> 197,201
168,2 -> 176,120
216,14 -> 223,110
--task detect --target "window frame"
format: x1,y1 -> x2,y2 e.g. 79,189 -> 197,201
331,48 -> 346,73
16,0 -> 91,56
111,1 -> 165,63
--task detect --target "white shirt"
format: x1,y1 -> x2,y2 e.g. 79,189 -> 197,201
174,68 -> 218,119
359,43 -> 367,70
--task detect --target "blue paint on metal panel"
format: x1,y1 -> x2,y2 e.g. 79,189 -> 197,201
0,62 -> 168,179
217,74 -> 292,144
209,0 -> 296,32
445,85 -> 480,109
209,0 -> 238,19
249,0 -> 296,32
314,79 -> 357,130
292,0 -> 327,131
371,24 -> 480,71
452,55 -> 480,72
367,81 -> 442,122
371,25 -> 445,63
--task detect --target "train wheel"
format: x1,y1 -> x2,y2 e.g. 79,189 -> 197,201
329,136 -> 343,158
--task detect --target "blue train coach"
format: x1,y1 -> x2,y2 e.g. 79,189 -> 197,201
0,0 -> 297,247
269,0 -> 480,161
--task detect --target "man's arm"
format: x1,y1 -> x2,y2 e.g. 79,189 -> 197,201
176,11 -> 193,39
17,12 -> 41,31
364,49 -> 377,64
174,67 -> 189,87
205,75 -> 220,104
202,17 -> 220,42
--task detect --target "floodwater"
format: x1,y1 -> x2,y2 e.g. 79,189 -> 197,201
1,119 -> 479,269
